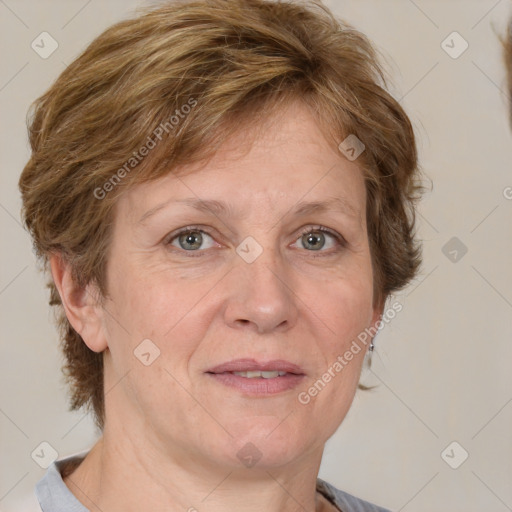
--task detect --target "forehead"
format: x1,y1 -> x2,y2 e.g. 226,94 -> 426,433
121,101 -> 366,224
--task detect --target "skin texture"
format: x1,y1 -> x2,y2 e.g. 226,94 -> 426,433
51,100 -> 382,512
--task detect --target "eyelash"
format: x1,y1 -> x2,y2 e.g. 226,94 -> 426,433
164,224 -> 347,257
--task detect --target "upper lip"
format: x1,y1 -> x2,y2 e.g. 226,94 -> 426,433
207,358 -> 305,375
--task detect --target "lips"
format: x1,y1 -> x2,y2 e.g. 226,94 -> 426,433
206,358 -> 305,375
206,358 -> 306,395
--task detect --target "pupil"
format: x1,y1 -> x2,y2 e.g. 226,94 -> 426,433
181,231 -> 201,250
178,231 -> 325,251
304,232 -> 324,250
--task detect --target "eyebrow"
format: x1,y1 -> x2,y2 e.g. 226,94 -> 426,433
137,196 -> 360,225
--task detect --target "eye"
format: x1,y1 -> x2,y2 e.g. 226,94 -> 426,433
292,226 -> 346,253
164,225 -> 346,256
166,227 -> 217,252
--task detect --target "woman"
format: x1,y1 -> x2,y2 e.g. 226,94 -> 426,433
18,0 -> 422,510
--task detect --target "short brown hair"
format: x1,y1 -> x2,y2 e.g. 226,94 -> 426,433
19,0 -> 423,430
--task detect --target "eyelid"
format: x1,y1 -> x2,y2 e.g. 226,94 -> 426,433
163,224 -> 219,247
294,225 -> 347,252
164,224 -> 347,255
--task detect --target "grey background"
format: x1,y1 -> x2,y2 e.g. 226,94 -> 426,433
1,1 -> 512,511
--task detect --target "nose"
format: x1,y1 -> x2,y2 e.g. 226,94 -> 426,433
223,247 -> 299,335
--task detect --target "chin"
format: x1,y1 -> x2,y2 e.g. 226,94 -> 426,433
214,418 -> 315,470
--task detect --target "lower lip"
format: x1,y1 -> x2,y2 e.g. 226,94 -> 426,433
207,372 -> 305,395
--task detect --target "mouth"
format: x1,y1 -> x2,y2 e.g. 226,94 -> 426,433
229,370 -> 289,379
207,358 -> 305,376
206,358 -> 305,395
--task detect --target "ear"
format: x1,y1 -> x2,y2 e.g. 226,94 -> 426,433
50,253 -> 108,353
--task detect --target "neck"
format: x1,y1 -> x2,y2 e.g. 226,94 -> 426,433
63,431 -> 328,512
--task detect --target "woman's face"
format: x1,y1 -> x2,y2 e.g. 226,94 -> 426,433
97,101 -> 381,470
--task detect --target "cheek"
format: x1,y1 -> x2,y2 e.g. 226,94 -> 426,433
318,288 -> 374,382
104,261 -> 213,367
332,279 -> 374,334
106,251 -> 178,331
101,269 -> 204,415
314,257 -> 375,350
294,271 -> 375,441
306,284 -> 374,428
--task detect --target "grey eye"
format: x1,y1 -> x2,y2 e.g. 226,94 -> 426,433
170,230 -> 215,251
301,231 -> 326,251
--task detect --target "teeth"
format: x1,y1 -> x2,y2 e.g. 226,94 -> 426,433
232,370 -> 288,378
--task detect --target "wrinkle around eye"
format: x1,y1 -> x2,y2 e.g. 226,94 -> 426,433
161,224 -> 355,260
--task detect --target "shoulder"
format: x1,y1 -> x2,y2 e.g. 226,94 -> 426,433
32,451 -> 90,512
316,478 -> 393,512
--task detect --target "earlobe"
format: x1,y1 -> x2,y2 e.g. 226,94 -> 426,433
49,253 -> 108,353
